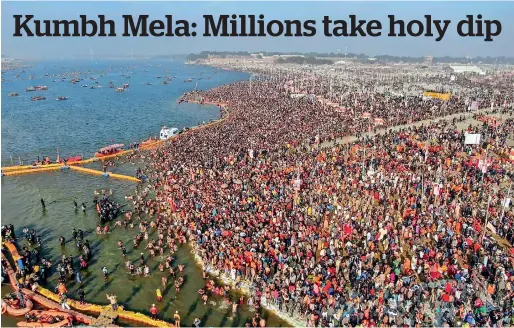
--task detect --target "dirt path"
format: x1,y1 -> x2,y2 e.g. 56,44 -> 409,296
320,107 -> 513,148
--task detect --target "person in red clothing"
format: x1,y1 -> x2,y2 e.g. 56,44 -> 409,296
149,304 -> 158,319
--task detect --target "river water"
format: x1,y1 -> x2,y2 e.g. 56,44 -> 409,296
1,60 -> 288,326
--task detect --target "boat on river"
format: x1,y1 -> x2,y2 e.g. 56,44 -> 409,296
26,87 -> 36,92
160,126 -> 179,140
63,155 -> 82,163
8,92 -> 19,97
115,87 -> 125,92
95,144 -> 124,158
31,96 -> 46,101
56,96 -> 67,100
35,86 -> 48,91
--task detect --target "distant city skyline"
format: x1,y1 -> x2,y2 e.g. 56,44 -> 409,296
2,1 -> 513,59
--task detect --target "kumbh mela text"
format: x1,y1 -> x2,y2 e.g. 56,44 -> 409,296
12,14 -> 502,41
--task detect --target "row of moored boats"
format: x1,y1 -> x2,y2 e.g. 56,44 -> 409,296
8,73 -> 197,101
8,86 -> 67,101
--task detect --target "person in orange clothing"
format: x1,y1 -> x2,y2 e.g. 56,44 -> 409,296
57,282 -> 67,296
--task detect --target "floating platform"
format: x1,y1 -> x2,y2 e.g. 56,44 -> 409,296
1,165 -> 140,182
68,166 -> 141,182
2,163 -> 64,172
2,165 -> 65,176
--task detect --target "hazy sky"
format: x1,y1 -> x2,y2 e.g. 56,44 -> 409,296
2,1 -> 513,59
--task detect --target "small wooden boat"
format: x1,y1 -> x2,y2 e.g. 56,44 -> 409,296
17,310 -> 73,327
56,96 -> 67,101
65,155 -> 82,163
95,144 -> 124,158
31,96 -> 46,101
9,92 -> 19,97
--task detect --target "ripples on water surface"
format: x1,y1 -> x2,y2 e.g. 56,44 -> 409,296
2,59 -> 247,163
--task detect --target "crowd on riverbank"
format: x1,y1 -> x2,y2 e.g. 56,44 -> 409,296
4,64 -> 514,327
122,70 -> 514,327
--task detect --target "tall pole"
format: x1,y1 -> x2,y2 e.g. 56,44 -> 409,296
421,141 -> 426,209
362,147 -> 366,179
499,180 -> 512,225
481,195 -> 492,242
481,147 -> 488,185
421,170 -> 425,210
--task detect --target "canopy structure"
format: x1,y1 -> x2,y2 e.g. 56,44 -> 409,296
98,144 -> 124,152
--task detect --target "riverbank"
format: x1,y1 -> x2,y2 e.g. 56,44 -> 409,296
1,58 -> 30,72
188,240 -> 307,327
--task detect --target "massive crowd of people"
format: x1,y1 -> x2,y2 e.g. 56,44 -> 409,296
4,62 -> 514,327
122,67 -> 514,326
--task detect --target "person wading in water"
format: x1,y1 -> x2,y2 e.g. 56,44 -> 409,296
106,294 -> 118,311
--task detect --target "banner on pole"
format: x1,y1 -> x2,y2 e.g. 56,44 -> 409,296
423,91 -> 452,101
373,118 -> 385,125
464,134 -> 481,145
502,198 -> 511,208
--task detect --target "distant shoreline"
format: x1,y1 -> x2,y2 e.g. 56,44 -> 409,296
1,60 -> 31,72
